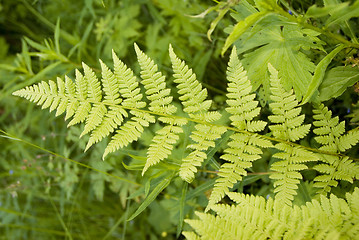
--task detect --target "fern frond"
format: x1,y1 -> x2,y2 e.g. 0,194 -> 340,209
207,47 -> 271,209
169,44 -> 226,182
13,50 -> 153,160
312,103 -> 359,194
179,124 -> 226,182
102,51 -> 154,158
267,63 -> 316,206
84,59 -> 127,151
134,43 -> 185,174
185,188 -> 359,239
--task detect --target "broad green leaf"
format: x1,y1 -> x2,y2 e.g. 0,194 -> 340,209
240,25 -> 324,101
318,66 -> 359,102
302,44 -> 345,104
127,172 -> 174,221
221,11 -> 268,55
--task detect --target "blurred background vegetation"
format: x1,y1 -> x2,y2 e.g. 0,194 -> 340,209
1,0 -> 359,239
0,0 -> 229,239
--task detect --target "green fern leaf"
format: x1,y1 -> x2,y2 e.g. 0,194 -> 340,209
267,63 -> 317,206
102,51 -> 155,158
312,103 -> 359,194
13,49 -> 154,161
185,188 -> 359,239
169,45 -> 226,183
84,58 -> 127,151
134,43 -> 186,174
207,47 -> 271,209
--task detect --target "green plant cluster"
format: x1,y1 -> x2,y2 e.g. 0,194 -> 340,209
1,0 -> 359,239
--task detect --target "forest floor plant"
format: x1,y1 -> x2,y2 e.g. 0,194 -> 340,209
2,0 -> 359,239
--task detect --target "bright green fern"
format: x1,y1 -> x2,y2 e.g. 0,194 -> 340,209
12,44 -> 359,213
183,187 -> 359,240
267,63 -> 318,206
207,47 -> 271,210
134,43 -> 186,175
169,45 -> 227,183
312,103 -> 359,194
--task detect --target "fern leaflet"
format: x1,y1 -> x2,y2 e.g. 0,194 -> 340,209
169,45 -> 227,183
267,63 -> 318,206
312,103 -> 359,194
207,47 -> 271,210
134,43 -> 186,174
184,188 -> 359,240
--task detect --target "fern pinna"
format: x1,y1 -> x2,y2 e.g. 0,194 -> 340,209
13,44 -> 359,238
184,187 -> 359,240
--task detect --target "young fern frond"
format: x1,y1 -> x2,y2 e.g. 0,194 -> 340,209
134,43 -> 186,175
184,188 -> 359,240
207,47 -> 271,210
169,45 -> 227,183
267,63 -> 318,206
312,103 -> 359,194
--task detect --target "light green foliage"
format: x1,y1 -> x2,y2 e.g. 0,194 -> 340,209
312,103 -> 359,194
169,45 -> 227,183
135,43 -> 184,175
241,25 -> 324,101
207,47 -> 271,209
184,188 -> 359,240
4,0 -> 359,238
268,63 -> 318,205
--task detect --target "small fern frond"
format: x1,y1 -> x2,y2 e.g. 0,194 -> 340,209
267,63 -> 316,206
207,47 -> 271,209
270,143 -> 318,205
169,45 -> 226,182
134,44 -> 185,174
169,44 -> 219,121
83,59 -> 126,151
184,188 -> 359,240
312,103 -> 359,194
267,64 -> 311,141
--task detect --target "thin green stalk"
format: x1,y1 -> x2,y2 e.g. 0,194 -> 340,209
22,0 -> 79,46
0,129 -> 141,186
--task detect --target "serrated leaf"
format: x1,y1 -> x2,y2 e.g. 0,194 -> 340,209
241,25 -> 323,101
